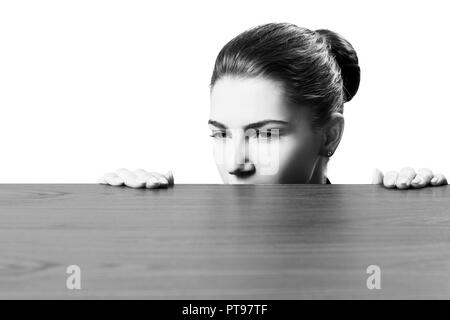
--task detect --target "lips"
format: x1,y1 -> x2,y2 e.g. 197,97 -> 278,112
234,170 -> 255,179
229,171 -> 255,184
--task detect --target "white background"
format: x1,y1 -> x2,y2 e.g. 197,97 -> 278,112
0,0 -> 449,183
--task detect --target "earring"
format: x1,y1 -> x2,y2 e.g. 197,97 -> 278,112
327,151 -> 333,157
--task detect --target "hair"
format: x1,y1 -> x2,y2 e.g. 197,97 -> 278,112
209,22 -> 360,130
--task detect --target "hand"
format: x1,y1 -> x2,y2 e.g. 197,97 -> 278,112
372,167 -> 447,189
97,168 -> 174,189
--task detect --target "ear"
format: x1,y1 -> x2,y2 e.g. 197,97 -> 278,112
319,112 -> 345,157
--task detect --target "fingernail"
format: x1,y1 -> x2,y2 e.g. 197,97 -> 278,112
397,179 -> 410,189
146,176 -> 160,189
146,182 -> 159,189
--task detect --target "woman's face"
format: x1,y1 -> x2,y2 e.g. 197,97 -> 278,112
209,76 -> 323,184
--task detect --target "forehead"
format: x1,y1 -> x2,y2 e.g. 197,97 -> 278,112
210,76 -> 292,127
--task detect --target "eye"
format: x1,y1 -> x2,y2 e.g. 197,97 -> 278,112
249,129 -> 283,141
257,130 -> 272,139
209,131 -> 228,139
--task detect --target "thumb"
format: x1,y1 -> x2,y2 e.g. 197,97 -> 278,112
372,168 -> 383,184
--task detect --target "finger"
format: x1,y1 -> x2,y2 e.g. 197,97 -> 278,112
133,168 -> 148,175
145,175 -> 161,189
383,171 -> 398,189
430,173 -> 448,186
103,172 -> 125,186
149,171 -> 169,188
115,168 -> 136,180
133,169 -> 162,189
411,175 -> 426,188
371,168 -> 383,184
133,168 -> 153,181
115,168 -> 145,188
418,168 -> 434,184
124,179 -> 146,188
411,168 -> 433,189
396,167 -> 416,189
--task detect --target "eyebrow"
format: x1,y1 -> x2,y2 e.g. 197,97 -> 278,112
208,119 -> 290,131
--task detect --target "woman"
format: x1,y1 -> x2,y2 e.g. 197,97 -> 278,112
98,22 -> 447,189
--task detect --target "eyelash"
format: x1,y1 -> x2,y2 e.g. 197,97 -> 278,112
209,132 -> 227,139
209,129 -> 280,139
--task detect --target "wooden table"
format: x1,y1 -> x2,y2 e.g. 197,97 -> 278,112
0,184 -> 449,299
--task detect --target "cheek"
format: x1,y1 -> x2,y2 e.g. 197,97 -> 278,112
277,135 -> 321,182
280,136 -> 314,162
248,139 -> 281,176
212,142 -> 229,182
212,140 -> 231,168
250,135 -> 320,183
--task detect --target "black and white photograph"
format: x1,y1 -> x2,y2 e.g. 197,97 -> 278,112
1,0 -> 450,312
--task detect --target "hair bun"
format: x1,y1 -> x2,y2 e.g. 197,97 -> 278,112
315,29 -> 360,102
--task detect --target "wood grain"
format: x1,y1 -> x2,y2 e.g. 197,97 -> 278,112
0,184 -> 449,299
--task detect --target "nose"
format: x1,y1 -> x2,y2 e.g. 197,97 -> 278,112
226,132 -> 256,177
